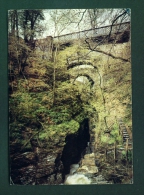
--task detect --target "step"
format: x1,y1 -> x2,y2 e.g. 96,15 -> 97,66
122,129 -> 128,132
122,130 -> 128,133
123,136 -> 129,138
120,125 -> 126,128
122,132 -> 128,135
123,135 -> 129,137
123,139 -> 129,141
123,134 -> 129,136
123,133 -> 129,136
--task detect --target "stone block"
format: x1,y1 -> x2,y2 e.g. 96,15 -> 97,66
77,165 -> 98,174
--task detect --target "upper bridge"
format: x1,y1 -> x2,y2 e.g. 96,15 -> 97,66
54,22 -> 130,43
35,21 -> 130,60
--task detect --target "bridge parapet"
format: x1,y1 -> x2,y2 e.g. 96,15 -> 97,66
54,22 -> 130,43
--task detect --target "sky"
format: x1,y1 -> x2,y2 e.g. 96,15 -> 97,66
40,9 -> 130,38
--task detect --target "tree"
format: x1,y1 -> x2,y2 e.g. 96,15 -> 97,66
21,10 -> 45,49
8,10 -> 45,76
49,9 -> 76,105
8,10 -> 19,37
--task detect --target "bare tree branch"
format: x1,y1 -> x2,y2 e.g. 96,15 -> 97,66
85,38 -> 130,62
108,10 -> 127,39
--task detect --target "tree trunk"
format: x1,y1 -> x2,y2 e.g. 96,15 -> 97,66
52,45 -> 58,105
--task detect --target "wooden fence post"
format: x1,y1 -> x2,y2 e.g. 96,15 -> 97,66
125,138 -> 129,161
114,142 -> 116,161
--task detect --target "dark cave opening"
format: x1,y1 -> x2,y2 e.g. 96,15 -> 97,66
61,118 -> 90,179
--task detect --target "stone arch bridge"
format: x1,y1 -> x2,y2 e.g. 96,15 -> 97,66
67,60 -> 100,88
60,22 -> 130,88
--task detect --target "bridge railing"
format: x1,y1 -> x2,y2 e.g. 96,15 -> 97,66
54,22 -> 130,43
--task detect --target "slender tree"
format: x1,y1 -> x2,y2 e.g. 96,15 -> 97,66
8,10 -> 45,76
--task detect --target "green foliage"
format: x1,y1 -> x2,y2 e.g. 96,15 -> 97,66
110,123 -> 122,144
9,34 -> 131,155
101,135 -> 109,143
9,58 -> 88,146
10,91 -> 39,123
39,120 -> 79,140
9,122 -> 23,141
127,150 -> 133,163
122,150 -> 133,163
101,123 -> 122,145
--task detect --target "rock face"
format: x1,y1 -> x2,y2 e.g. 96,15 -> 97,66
10,119 -> 91,185
10,147 -> 64,185
78,153 -> 98,174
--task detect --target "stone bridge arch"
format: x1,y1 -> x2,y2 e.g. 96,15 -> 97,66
67,61 -> 95,70
73,74 -> 95,87
67,61 -> 100,88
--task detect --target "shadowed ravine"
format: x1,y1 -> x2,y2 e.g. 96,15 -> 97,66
61,118 -> 90,179
10,118 -> 91,185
